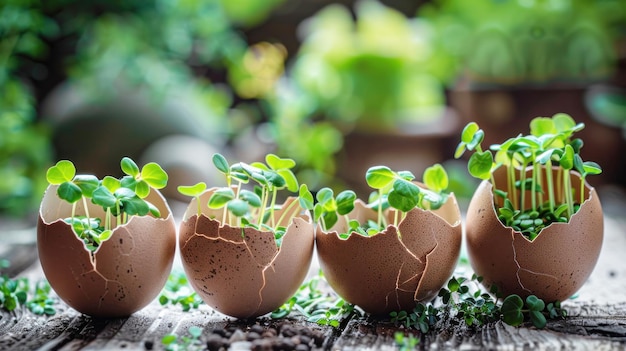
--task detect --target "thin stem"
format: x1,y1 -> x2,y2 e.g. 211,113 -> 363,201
519,161 -> 527,212
377,190 -> 383,229
270,189 -> 278,229
563,170 -> 574,219
507,162 -> 516,210
258,187 -> 268,227
545,161 -> 555,212
275,197 -> 300,228
579,176 -> 586,205
531,162 -> 538,211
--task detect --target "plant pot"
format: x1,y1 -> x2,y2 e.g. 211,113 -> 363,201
316,195 -> 462,316
178,188 -> 315,319
37,185 -> 176,317
465,166 -> 603,302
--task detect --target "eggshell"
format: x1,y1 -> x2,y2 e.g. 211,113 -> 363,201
178,188 -> 314,319
465,166 -> 603,302
316,194 -> 462,315
37,185 -> 176,317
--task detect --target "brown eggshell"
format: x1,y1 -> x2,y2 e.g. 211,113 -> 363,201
37,185 -> 176,317
465,166 -> 603,302
179,188 -> 314,319
316,194 -> 462,316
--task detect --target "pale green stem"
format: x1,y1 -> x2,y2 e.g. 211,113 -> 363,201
531,162 -> 538,211
545,161 -> 555,212
563,170 -> 574,219
519,162 -> 527,212
377,190 -> 384,229
579,176 -> 586,205
257,188 -> 268,227
270,189 -> 278,229
275,197 -> 300,228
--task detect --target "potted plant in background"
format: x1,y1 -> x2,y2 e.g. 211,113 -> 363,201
37,157 -> 176,317
420,0 -> 626,186
267,0 -> 459,195
315,163 -> 462,315
177,153 -> 315,319
456,113 -> 603,302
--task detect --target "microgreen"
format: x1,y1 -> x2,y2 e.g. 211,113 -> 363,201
394,332 -> 420,351
315,164 -> 449,238
158,270 -> 204,312
389,274 -> 567,332
455,113 -> 601,240
0,273 -> 57,316
46,158 -> 168,252
162,326 -> 203,351
271,271 -> 362,328
178,153 -> 313,247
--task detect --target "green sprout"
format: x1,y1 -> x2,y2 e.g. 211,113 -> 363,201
178,153 -> 314,247
45,157 -> 168,251
158,270 -> 204,312
455,113 -> 602,240
0,274 -> 57,316
162,326 -> 203,351
314,164 -> 449,239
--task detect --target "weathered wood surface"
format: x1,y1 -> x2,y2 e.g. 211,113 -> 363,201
1,189 -> 626,351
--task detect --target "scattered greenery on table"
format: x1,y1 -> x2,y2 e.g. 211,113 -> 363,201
0,263 -> 57,316
162,326 -> 203,351
158,270 -> 204,312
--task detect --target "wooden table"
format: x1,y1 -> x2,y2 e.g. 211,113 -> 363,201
1,188 -> 626,350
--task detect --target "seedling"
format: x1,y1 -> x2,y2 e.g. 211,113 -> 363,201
0,273 -> 57,316
178,153 -> 314,247
314,164 -> 449,238
455,113 -> 602,240
389,274 -> 567,332
162,326 -> 203,351
159,270 -> 204,312
46,157 -> 168,251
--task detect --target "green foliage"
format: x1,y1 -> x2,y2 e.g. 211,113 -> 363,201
389,274 -> 567,333
420,0 -> 623,84
271,271 -> 362,328
394,332 -> 419,351
178,153 -> 313,247
456,114 -> 601,240
162,326 -> 203,351
46,158 -> 168,252
158,270 -> 204,312
0,274 -> 56,316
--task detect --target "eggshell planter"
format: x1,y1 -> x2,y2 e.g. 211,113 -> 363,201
465,166 -> 603,302
178,188 -> 315,319
316,194 -> 462,316
37,185 -> 176,318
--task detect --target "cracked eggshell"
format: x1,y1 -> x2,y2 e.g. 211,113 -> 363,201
178,188 -> 314,319
37,185 -> 176,317
316,195 -> 462,316
465,166 -> 603,302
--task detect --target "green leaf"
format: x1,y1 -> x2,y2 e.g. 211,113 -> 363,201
228,199 -> 249,217
298,184 -> 314,210
468,151 -> 494,180
57,182 -> 82,203
530,117 -> 555,137
316,188 -> 334,206
336,190 -> 356,216
178,182 -> 207,197
264,170 -> 286,189
322,211 -> 338,230
99,230 -> 112,242
583,161 -> 602,175
46,160 -> 76,184
121,157 -> 140,178
277,169 -> 298,192
526,295 -> 545,311
560,145 -> 575,170
501,295 -> 524,326
141,163 -> 168,189
135,180 -> 151,198
266,154 -> 296,170
212,153 -> 230,174
73,175 -> 99,198
365,166 -> 396,189
467,129 -> 485,151
239,189 -> 261,207
388,180 -> 420,212
162,334 -> 177,345
92,186 -> 117,208
121,196 -> 150,216
188,326 -> 202,338
461,122 -> 479,143
208,188 -> 235,209
530,310 -> 547,329
102,176 -> 121,192
423,164 -> 448,193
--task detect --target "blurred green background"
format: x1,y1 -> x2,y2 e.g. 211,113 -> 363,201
2,0 -> 625,220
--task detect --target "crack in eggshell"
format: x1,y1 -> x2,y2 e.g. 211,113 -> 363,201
317,195 -> 461,315
510,232 -> 559,294
179,192 -> 314,319
38,185 -> 176,317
